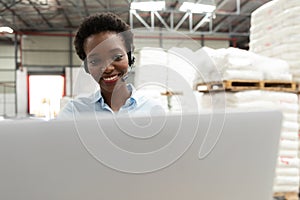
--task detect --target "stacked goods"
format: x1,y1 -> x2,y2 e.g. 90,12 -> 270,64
299,97 -> 300,192
226,91 -> 299,193
135,46 -> 291,88
249,0 -> 300,82
135,44 -> 299,194
135,47 -> 218,88
200,47 -> 299,195
250,0 -> 300,195
201,90 -> 300,194
135,46 -> 293,113
134,47 -> 205,113
202,47 -> 291,81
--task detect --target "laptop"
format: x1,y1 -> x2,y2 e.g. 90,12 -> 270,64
0,109 -> 282,200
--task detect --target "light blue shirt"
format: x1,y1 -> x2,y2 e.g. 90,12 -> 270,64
57,84 -> 164,119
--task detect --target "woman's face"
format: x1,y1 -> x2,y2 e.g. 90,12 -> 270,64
84,31 -> 129,93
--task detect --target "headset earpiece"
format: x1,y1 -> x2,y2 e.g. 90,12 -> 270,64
127,51 -> 135,67
84,59 -> 89,73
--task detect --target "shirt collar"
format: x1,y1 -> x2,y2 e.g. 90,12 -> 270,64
91,83 -> 139,107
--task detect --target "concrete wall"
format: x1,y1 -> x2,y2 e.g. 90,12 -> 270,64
134,31 -> 230,51
22,34 -> 81,67
0,44 -> 15,83
0,43 -> 16,117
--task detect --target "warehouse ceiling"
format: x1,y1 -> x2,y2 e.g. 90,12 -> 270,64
0,0 -> 272,47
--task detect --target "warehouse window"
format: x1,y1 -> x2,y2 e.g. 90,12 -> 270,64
28,75 -> 65,119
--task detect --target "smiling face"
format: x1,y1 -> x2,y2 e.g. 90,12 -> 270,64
84,31 -> 129,93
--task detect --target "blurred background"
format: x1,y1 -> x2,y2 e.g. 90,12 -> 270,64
0,0 -> 273,119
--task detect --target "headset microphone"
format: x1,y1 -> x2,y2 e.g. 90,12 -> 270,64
121,73 -> 129,81
122,61 -> 134,82
121,66 -> 131,81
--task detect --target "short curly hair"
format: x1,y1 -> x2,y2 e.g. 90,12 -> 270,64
74,12 -> 133,61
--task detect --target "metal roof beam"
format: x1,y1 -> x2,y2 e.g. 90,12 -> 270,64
193,14 -> 210,32
174,12 -> 189,31
123,0 -> 130,6
95,0 -> 106,8
213,16 -> 227,32
82,0 -> 89,17
154,11 -> 170,30
232,17 -> 249,32
27,0 -> 53,28
0,0 -> 21,14
0,15 -> 14,27
0,0 -> 32,28
106,0 -> 110,10
216,0 -> 228,9
55,0 -> 72,27
130,10 -> 151,30
216,0 -> 241,14
213,14 -> 240,33
65,0 -> 77,8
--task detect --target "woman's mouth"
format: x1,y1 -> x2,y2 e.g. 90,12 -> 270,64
101,74 -> 120,83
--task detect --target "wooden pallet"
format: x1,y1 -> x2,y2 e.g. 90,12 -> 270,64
224,79 -> 261,91
274,192 -> 299,200
263,80 -> 297,92
160,91 -> 183,96
196,80 -> 298,93
196,81 -> 224,92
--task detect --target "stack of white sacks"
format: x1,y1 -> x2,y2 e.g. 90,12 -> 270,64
135,45 -> 299,194
134,47 -> 205,113
134,46 -> 292,112
203,47 -> 300,194
225,90 -> 299,193
249,0 -> 300,82
249,0 -> 300,194
134,47 -> 292,112
203,47 -> 291,81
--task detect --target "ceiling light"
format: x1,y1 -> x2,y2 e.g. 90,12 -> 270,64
131,1 -> 166,11
179,2 -> 216,13
0,26 -> 14,34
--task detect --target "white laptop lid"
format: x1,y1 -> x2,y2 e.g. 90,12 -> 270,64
0,109 -> 282,200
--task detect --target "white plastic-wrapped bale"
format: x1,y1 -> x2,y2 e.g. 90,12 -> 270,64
134,47 -> 204,113
202,47 -> 291,81
225,90 -> 300,194
249,0 -> 300,82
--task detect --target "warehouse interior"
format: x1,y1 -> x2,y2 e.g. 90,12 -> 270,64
0,0 -> 273,118
0,0 -> 300,200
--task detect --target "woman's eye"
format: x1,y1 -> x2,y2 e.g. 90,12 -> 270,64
113,54 -> 124,61
89,59 -> 101,66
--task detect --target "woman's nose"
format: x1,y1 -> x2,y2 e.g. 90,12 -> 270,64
103,64 -> 114,73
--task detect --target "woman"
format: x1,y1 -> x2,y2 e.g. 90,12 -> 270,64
58,12 -> 163,118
